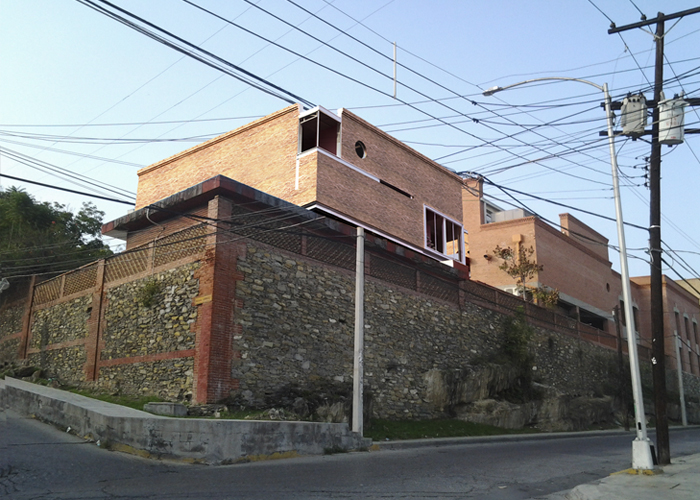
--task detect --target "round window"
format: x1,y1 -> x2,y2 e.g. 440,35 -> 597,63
355,141 -> 367,159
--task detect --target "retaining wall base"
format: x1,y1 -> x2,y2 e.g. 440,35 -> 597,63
1,377 -> 371,464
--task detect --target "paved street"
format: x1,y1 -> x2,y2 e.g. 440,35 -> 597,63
3,407 -> 700,500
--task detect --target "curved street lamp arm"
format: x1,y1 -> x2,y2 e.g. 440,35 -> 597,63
483,76 -> 603,96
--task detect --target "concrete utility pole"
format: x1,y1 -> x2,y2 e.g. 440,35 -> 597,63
485,77 -> 655,468
609,7 -> 700,465
352,227 -> 365,435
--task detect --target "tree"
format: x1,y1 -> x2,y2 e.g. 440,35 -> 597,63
0,187 -> 112,280
492,244 -> 559,307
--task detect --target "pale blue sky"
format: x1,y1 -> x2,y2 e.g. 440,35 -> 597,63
1,0 -> 699,280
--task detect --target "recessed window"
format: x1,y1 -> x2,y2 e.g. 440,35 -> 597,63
355,141 -> 366,158
425,207 -> 463,263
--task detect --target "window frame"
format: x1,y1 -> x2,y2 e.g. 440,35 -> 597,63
424,206 -> 465,264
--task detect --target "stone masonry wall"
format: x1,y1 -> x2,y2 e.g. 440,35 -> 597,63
0,338 -> 20,364
30,296 -> 92,349
26,296 -> 92,382
0,302 -> 25,363
27,346 -> 87,383
234,243 -> 628,420
96,357 -> 195,401
94,262 -> 201,400
0,303 -> 24,340
101,263 -> 200,360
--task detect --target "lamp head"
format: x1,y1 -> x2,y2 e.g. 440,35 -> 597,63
483,86 -> 501,97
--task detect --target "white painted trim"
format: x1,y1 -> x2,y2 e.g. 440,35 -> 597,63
297,148 -> 380,183
295,158 -> 300,190
556,290 -> 614,321
298,105 -> 341,122
423,204 -> 465,264
305,203 -> 450,265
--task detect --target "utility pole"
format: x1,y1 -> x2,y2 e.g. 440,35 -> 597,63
614,306 -> 630,432
609,6 -> 700,465
352,227 -> 365,435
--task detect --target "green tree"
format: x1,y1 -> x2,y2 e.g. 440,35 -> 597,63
492,244 -> 559,307
0,187 -> 112,279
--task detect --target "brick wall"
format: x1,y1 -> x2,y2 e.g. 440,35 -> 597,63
135,105 -> 300,209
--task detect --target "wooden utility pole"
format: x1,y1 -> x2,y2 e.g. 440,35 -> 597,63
609,6 -> 700,465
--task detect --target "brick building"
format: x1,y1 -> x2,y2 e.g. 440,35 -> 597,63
110,104 -> 700,376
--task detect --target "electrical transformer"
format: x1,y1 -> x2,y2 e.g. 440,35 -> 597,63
621,94 -> 647,136
659,94 -> 688,145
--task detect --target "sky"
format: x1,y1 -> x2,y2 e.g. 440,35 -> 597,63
1,0 -> 699,281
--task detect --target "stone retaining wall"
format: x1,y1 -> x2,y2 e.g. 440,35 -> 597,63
0,303 -> 24,340
234,243 -> 628,420
101,264 -> 200,360
30,296 -> 92,349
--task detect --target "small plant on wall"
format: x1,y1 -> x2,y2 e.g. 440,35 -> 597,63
137,279 -> 162,308
492,244 -> 559,307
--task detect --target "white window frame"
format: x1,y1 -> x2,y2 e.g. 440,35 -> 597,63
424,205 -> 464,264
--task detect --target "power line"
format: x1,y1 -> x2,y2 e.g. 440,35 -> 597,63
0,173 -> 135,205
77,0 -> 315,108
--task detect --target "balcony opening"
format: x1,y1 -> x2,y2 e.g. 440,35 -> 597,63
299,109 -> 340,155
580,308 -> 607,331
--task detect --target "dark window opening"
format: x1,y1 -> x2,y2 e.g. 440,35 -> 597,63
299,111 -> 339,155
355,141 -> 366,158
425,208 -> 463,262
580,309 -> 606,331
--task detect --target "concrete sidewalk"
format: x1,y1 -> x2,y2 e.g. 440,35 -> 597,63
542,453 -> 700,500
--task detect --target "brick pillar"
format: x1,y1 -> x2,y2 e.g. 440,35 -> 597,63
84,260 -> 106,381
193,196 -> 240,403
18,275 -> 37,359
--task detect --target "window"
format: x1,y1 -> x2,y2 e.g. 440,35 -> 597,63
299,109 -> 340,155
425,207 -> 463,262
580,308 -> 607,331
618,301 -> 639,336
619,300 -> 626,326
485,207 -> 494,224
675,311 -> 686,371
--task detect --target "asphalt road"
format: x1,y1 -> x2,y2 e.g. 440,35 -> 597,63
3,407 -> 700,500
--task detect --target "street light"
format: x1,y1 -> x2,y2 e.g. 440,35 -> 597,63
484,77 -> 655,470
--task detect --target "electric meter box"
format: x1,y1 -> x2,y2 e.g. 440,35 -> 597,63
621,94 -> 647,136
659,97 -> 688,145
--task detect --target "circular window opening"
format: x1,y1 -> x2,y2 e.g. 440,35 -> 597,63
355,141 -> 367,159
